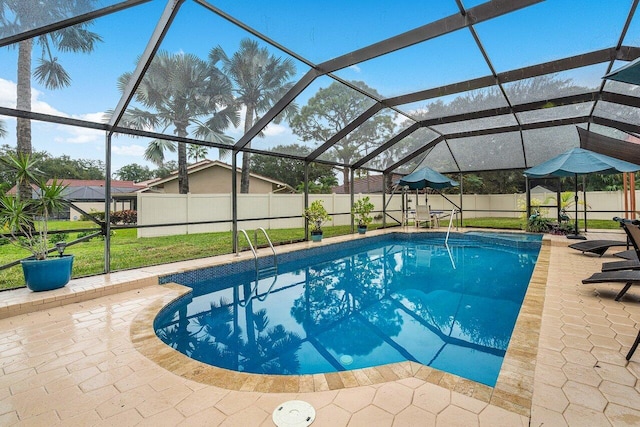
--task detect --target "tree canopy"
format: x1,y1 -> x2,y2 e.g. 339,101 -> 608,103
5,0 -> 102,200
211,38 -> 298,193
114,163 -> 155,182
250,144 -> 337,193
0,144 -> 105,193
290,81 -> 396,189
114,51 -> 236,194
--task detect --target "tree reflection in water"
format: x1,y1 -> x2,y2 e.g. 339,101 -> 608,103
156,297 -> 303,374
155,236 -> 539,382
291,251 -> 403,356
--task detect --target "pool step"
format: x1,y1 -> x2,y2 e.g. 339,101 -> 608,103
257,266 -> 277,281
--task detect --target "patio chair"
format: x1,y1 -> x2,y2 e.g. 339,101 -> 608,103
569,217 -> 631,256
415,205 -> 439,228
582,219 -> 640,300
601,220 -> 640,272
569,239 -> 628,256
628,329 -> 640,361
582,270 -> 640,301
613,249 -> 637,260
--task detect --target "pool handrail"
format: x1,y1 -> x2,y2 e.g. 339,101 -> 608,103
254,227 -> 278,270
445,208 -> 458,244
236,229 -> 258,272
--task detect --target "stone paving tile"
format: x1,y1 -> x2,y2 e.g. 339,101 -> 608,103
1,231 -> 640,426
333,386 -> 376,413
372,383 -> 413,415
436,405 -> 478,426
349,405 -> 394,426
392,406 -> 436,427
530,232 -> 640,427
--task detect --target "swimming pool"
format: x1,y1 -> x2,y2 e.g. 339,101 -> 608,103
155,232 -> 541,386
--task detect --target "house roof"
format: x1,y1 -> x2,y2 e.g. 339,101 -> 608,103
7,180 -> 144,201
145,159 -> 295,192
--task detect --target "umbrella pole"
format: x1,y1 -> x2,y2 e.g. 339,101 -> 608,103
567,173 -> 586,240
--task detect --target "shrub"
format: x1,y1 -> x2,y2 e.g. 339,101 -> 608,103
76,231 -> 95,241
81,210 -> 105,221
119,210 -> 137,224
109,210 -> 137,225
49,232 -> 68,244
98,230 -> 116,240
526,211 -> 552,233
552,221 -> 576,235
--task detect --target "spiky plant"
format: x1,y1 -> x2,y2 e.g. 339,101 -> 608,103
0,154 -> 67,260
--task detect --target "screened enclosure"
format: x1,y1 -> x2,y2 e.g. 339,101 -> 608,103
1,0 -> 640,284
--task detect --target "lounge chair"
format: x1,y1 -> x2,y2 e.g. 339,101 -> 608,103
614,249 -> 637,260
582,220 -> 640,299
582,270 -> 640,301
568,217 -> 630,256
628,330 -> 640,361
601,221 -> 640,271
569,240 -> 628,256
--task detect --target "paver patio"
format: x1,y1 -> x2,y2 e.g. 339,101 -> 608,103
0,229 -> 639,426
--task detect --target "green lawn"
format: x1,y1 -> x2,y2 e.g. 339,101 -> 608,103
0,221 -> 382,291
0,217 -> 621,291
461,217 -> 621,230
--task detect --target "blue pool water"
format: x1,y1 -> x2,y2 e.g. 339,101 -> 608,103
465,231 -> 543,242
154,232 -> 541,386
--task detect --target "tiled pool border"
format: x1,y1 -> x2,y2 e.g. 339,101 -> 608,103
157,231 -> 542,287
131,231 -> 550,417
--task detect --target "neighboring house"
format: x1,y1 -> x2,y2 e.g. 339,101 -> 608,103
143,160 -> 295,194
8,179 -> 144,220
530,185 -> 555,194
332,174 -> 402,194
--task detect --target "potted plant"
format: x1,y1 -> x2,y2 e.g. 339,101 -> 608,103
352,196 -> 374,234
0,153 -> 73,291
303,200 -> 331,242
525,209 -> 552,233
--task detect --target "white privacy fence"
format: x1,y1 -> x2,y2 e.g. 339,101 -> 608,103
137,193 -> 402,237
137,190 -> 632,237
424,191 -> 630,220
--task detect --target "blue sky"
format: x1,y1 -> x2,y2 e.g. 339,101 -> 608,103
0,0 -> 637,176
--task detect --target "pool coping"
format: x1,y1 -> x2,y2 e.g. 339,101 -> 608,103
130,230 -> 550,417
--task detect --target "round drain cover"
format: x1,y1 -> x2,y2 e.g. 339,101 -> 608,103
340,355 -> 353,365
272,400 -> 316,427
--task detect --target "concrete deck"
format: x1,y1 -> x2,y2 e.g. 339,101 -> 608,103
0,228 -> 638,426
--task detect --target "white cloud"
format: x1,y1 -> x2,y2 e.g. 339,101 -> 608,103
74,111 -> 106,123
349,65 -> 361,73
56,125 -> 103,144
263,122 -> 288,136
0,77 -> 68,117
0,78 -> 16,108
32,93 -> 67,116
112,144 -> 146,156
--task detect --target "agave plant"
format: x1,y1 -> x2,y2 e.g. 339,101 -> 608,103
0,154 -> 67,260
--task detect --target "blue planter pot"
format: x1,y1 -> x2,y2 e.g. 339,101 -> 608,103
21,255 -> 74,292
358,225 -> 367,234
310,232 -> 323,242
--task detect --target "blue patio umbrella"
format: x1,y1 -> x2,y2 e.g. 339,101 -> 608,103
524,147 -> 640,237
398,167 -> 459,223
398,166 -> 459,190
603,57 -> 640,85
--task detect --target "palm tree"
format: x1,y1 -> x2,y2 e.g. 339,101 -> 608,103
0,120 -> 6,138
209,38 -> 297,193
187,144 -> 208,163
143,140 -> 176,169
2,1 -> 102,200
115,51 -> 236,194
